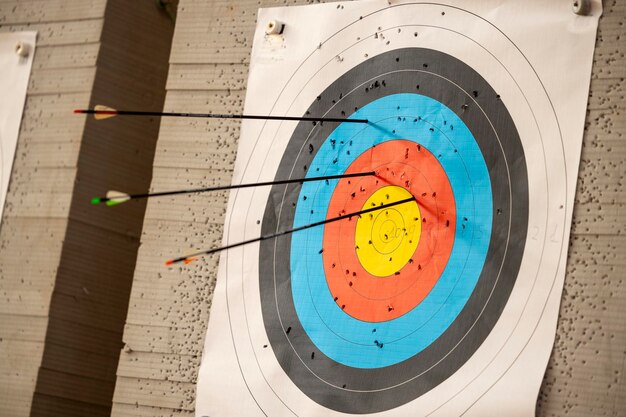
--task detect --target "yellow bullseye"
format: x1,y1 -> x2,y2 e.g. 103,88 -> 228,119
355,186 -> 421,277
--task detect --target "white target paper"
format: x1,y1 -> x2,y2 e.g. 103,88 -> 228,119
0,32 -> 36,225
195,1 -> 600,416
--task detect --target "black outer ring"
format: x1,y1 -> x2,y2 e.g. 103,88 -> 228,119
259,48 -> 528,413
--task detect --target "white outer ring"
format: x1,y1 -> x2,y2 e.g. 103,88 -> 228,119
220,4 -> 566,416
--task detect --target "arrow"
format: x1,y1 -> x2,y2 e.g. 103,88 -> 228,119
165,196 -> 416,265
74,105 -> 369,124
91,171 -> 377,206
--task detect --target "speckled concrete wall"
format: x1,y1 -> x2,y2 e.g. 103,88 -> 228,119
108,1 -> 624,416
0,1 -> 172,415
0,2 -> 107,415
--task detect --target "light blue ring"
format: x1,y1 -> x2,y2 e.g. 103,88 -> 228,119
291,94 -> 492,368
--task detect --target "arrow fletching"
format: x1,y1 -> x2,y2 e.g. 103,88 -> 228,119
102,190 -> 131,206
93,104 -> 118,120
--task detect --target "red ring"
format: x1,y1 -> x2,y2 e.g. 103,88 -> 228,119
322,140 -> 456,322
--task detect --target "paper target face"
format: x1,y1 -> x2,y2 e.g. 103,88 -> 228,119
219,3 -> 568,416
259,47 -> 528,413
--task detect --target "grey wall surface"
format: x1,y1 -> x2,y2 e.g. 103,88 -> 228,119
0,1 -> 173,415
111,1 -> 625,416
0,2 -> 107,414
0,0 -> 622,416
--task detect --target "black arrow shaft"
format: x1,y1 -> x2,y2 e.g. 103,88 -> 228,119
168,196 -> 415,264
103,171 -> 376,202
78,109 -> 368,124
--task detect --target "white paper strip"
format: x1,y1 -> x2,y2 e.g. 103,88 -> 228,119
0,31 -> 36,225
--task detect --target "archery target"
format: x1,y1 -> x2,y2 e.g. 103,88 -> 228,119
217,3 -> 568,416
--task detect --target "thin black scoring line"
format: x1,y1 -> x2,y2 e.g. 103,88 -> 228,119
261,21 -> 556,404
298,118 -> 477,346
260,60 -> 507,372
218,3 -> 566,414
258,57 -> 499,392
308,138 -> 434,302
266,66 -> 502,394
356,7 -> 567,416
241,44 -> 503,404
291,88 -> 484,372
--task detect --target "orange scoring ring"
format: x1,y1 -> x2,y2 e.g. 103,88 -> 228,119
322,140 -> 456,322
